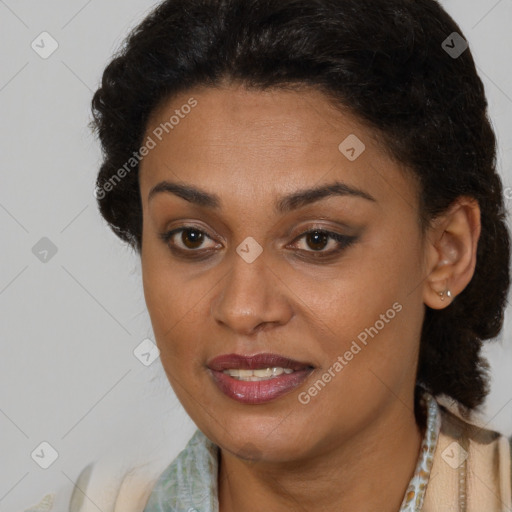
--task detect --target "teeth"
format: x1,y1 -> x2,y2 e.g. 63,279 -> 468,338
223,367 -> 295,381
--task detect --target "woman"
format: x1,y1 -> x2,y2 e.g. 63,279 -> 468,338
70,0 -> 512,510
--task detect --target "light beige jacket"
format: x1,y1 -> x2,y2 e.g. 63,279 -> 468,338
422,398 -> 511,511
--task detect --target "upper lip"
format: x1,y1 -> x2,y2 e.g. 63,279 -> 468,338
207,352 -> 314,371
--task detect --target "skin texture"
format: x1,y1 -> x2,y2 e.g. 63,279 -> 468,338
138,83 -> 481,512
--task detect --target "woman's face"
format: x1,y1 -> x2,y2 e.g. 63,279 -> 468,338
139,83 -> 428,462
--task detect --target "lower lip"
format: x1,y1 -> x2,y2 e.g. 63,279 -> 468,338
209,369 -> 314,404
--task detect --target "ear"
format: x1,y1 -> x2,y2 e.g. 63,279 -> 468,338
423,196 -> 481,310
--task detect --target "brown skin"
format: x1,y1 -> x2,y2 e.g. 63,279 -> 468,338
138,83 -> 480,512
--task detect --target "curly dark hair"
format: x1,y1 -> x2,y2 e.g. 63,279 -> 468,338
90,0 -> 510,415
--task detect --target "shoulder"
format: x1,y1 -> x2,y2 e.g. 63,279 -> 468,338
438,399 -> 510,451
68,454 -> 172,512
68,430 -> 212,512
144,429 -> 219,512
508,434 -> 512,476
434,397 -> 512,506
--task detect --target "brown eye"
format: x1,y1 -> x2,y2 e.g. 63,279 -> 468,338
289,228 -> 358,258
159,226 -> 219,254
305,231 -> 329,251
181,228 -> 204,249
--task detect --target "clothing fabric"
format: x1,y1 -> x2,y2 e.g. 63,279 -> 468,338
143,391 -> 442,512
31,390 -> 512,512
399,392 -> 441,511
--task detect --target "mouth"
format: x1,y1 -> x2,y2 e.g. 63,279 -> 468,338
207,352 -> 315,404
207,352 -> 314,377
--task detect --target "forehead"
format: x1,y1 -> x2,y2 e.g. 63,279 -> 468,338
139,84 -> 417,212
145,83 -> 362,151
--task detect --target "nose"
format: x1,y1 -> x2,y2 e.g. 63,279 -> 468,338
210,250 -> 294,335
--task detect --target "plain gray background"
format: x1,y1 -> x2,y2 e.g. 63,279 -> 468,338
1,0 -> 511,510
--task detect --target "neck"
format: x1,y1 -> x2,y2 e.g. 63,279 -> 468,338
218,394 -> 425,512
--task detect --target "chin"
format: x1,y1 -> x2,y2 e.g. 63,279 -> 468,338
213,418 -> 311,462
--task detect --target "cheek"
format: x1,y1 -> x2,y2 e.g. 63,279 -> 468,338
141,253 -> 189,346
351,218 -> 424,301
141,254 -> 222,417
308,225 -> 422,364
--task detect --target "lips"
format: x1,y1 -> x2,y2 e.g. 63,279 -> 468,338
207,352 -> 314,371
207,352 -> 315,404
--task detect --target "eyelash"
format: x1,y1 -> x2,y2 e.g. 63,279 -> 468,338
158,225 -> 357,260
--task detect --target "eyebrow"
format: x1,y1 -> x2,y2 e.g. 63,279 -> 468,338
148,180 -> 376,213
